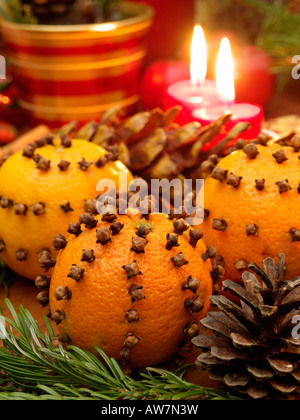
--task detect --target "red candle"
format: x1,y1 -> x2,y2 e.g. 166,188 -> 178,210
164,25 -> 222,124
192,37 -> 263,147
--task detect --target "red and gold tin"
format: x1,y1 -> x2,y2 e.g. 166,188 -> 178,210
1,1 -> 153,127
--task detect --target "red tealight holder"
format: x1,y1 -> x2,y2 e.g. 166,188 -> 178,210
193,37 -> 264,149
192,102 -> 264,149
164,79 -> 222,125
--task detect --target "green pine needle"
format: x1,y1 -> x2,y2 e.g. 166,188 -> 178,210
235,0 -> 300,75
0,0 -> 37,23
0,298 -> 240,400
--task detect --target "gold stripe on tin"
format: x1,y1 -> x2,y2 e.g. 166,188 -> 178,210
9,49 -> 146,72
24,91 -> 127,107
18,94 -> 140,119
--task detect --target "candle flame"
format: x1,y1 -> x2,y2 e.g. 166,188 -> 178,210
190,25 -> 207,86
216,37 -> 235,104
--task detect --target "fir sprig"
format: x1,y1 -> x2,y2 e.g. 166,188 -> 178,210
0,298 -> 240,400
235,0 -> 300,75
0,0 -> 37,23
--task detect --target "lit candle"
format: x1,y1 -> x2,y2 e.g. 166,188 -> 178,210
192,37 -> 264,147
164,25 -> 221,124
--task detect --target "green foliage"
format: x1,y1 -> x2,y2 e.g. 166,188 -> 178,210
0,298 -> 240,400
234,0 -> 300,75
0,0 -> 37,23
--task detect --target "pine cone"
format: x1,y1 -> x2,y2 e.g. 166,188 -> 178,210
192,254 -> 300,400
59,106 -> 251,183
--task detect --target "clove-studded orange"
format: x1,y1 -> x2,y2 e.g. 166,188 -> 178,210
200,136 -> 300,283
48,211 -> 213,369
0,134 -> 133,280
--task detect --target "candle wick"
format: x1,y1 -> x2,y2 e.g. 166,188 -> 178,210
222,99 -> 235,114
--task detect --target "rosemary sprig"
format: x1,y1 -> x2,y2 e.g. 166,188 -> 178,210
0,298 -> 240,400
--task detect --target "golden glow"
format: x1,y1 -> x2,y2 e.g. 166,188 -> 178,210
0,95 -> 10,105
216,37 -> 235,104
90,23 -> 118,32
190,25 -> 207,86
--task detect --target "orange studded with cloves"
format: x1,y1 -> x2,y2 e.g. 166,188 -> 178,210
47,211 -> 213,370
0,135 -> 133,280
199,137 -> 300,283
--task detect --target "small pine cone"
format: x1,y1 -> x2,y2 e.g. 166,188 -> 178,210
192,254 -> 300,400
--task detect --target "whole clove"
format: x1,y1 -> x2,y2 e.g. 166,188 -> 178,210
38,250 -> 56,271
227,173 -> 242,188
16,249 -> 28,261
85,199 -> 98,215
22,143 -> 36,158
182,275 -> 200,293
31,202 -> 46,216
52,234 -> 68,250
171,252 -> 189,268
79,213 -> 98,229
36,290 -> 49,307
67,222 -> 82,236
189,229 -> 203,248
14,203 -> 28,216
0,239 -> 5,253
211,167 -> 228,183
276,179 -> 292,194
123,261 -> 141,279
289,229 -> 300,243
55,286 -> 72,301
272,149 -> 288,164
51,310 -> 65,325
243,143 -> 259,159
67,264 -> 84,282
173,218 -> 189,235
96,227 -> 111,244
246,224 -> 258,236
166,233 -> 179,250
212,218 -> 227,232
35,273 -> 51,290
184,296 -> 204,313
81,249 -> 95,263
255,179 -> 265,191
61,134 -> 72,148
129,284 -> 145,302
125,308 -> 140,323
78,158 -> 93,171
110,221 -> 124,236
58,160 -> 71,171
0,197 -> 13,209
202,245 -> 217,262
131,236 -> 148,254
61,201 -> 74,214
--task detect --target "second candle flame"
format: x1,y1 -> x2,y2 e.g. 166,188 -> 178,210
216,37 -> 235,105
